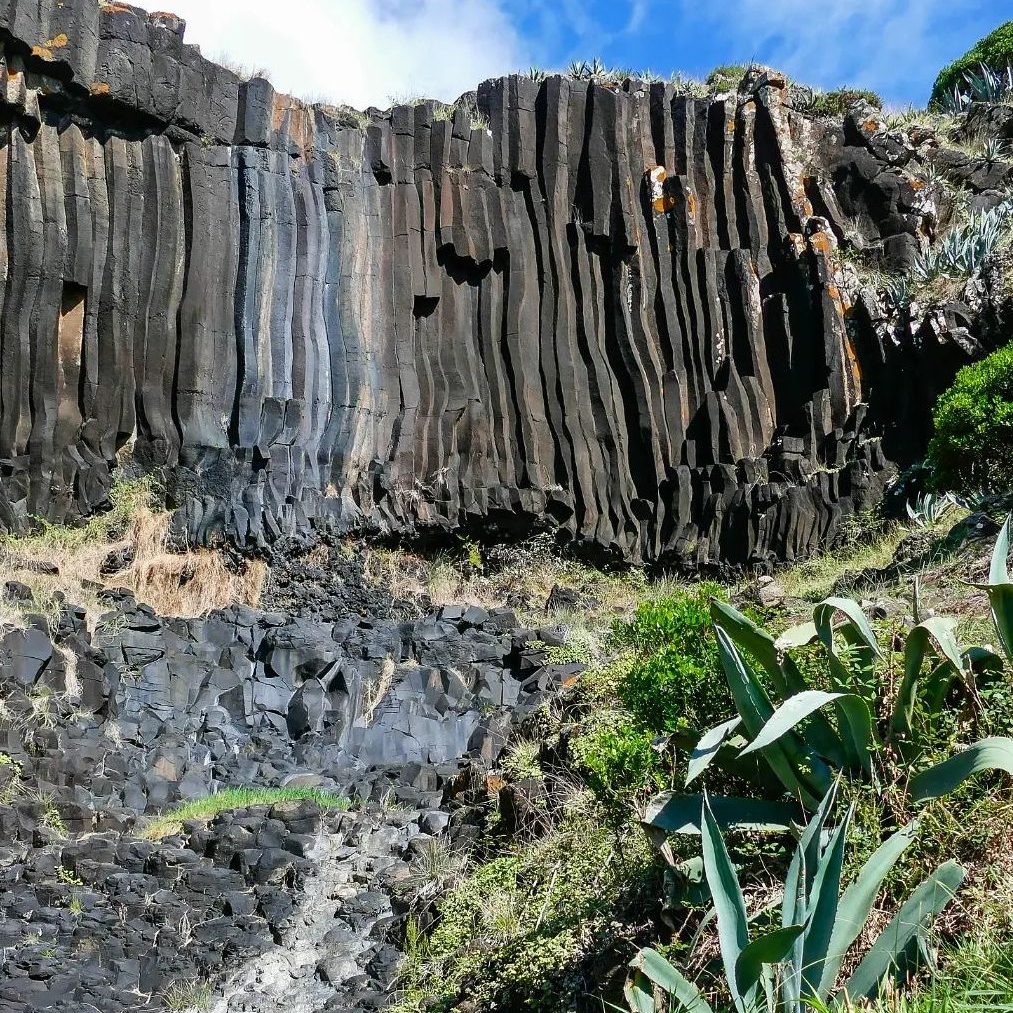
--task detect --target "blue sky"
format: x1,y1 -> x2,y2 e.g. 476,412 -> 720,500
165,0 -> 1012,110
510,0 -> 1012,105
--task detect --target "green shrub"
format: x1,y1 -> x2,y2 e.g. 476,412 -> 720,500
142,787 -> 350,839
931,20 -> 1013,108
571,724 -> 664,800
807,87 -> 884,117
705,64 -> 749,93
927,343 -> 1013,493
616,583 -> 730,736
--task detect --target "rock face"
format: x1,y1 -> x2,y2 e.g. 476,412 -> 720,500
0,577 -> 573,1010
0,3 -> 996,566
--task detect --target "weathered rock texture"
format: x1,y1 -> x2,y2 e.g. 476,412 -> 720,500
0,2 -> 995,565
0,576 -> 571,1011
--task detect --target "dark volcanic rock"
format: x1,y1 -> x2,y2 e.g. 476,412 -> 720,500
0,584 -> 573,1011
0,4 -> 992,569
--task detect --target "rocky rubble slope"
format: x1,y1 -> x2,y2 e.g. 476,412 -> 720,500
0,561 -> 579,1011
0,1 -> 1004,566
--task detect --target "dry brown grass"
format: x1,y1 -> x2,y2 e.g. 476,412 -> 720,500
358,541 -> 684,625
119,511 -> 266,619
0,479 -> 265,630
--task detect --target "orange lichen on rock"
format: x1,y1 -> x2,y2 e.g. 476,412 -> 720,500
810,231 -> 833,255
842,333 -> 863,402
30,45 -> 53,60
647,165 -> 678,214
44,34 -> 68,48
685,188 -> 697,223
90,82 -> 111,95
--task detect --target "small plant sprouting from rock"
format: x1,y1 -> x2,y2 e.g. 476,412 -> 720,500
161,978 -> 212,1012
399,838 -> 467,910
502,737 -> 542,781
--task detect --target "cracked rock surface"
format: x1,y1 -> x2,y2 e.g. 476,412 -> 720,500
0,563 -> 573,1012
0,4 -> 1003,567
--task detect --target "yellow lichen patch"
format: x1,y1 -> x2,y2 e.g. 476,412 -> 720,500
862,118 -> 881,134
685,189 -> 697,223
646,166 -> 677,215
30,46 -> 53,60
90,82 -> 111,95
99,3 -> 132,14
810,231 -> 834,255
44,34 -> 69,49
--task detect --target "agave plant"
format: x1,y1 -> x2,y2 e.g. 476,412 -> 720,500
644,524 -> 1013,835
627,786 -> 965,1013
980,137 -> 1012,164
883,275 -> 912,314
942,61 -> 1013,112
906,491 -> 958,528
913,200 -> 1013,283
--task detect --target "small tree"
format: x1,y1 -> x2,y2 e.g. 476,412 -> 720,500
927,343 -> 1013,494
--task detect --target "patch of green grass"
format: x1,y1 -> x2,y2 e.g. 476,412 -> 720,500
705,63 -> 750,92
861,940 -> 1013,1011
777,518 -> 911,602
805,86 -> 884,116
141,787 -> 350,840
0,476 -> 154,554
391,795 -> 657,1013
502,737 -> 543,781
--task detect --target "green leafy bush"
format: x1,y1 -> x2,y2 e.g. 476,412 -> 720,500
806,87 -> 884,117
616,583 -> 730,736
927,343 -> 1013,493
931,20 -> 1013,108
571,724 -> 664,800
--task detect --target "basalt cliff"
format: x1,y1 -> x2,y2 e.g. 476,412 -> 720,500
0,0 -> 1003,567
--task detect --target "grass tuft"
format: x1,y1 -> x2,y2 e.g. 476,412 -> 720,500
141,787 -> 350,840
161,978 -> 212,1012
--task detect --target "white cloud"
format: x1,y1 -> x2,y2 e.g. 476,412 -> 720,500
164,0 -> 528,109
